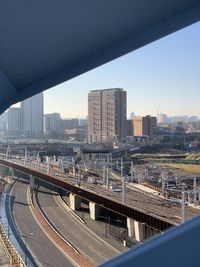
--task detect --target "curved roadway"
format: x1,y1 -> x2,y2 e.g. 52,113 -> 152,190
36,185 -> 119,265
10,178 -> 73,267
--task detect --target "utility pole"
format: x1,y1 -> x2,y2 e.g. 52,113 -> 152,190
35,153 -> 40,170
121,158 -> 123,178
193,177 -> 197,207
6,145 -> 11,160
72,157 -> 76,177
181,191 -> 186,223
60,157 -> 64,173
175,172 -> 178,187
161,171 -> 165,196
105,154 -> 110,188
102,161 -> 106,185
121,158 -> 125,203
106,166 -> 109,189
24,146 -> 28,166
130,161 -> 134,183
122,176 -> 125,204
77,166 -> 81,187
47,156 -> 50,174
187,189 -> 191,204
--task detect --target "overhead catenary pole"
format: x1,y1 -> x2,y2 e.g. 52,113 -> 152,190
175,172 -> 178,187
60,157 -> 64,173
72,157 -> 76,177
6,145 -> 11,160
77,165 -> 81,187
102,160 -> 106,185
106,154 -> 110,188
35,153 -> 40,170
193,177 -> 197,207
121,158 -> 123,178
121,158 -> 125,203
47,156 -> 50,174
181,191 -> 186,223
130,161 -> 134,183
24,146 -> 28,166
122,176 -> 125,204
106,166 -> 109,189
161,171 -> 165,196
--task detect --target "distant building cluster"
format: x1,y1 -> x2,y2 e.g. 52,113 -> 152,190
0,93 -> 87,140
87,88 -> 200,145
44,115 -> 87,138
0,93 -> 44,137
0,89 -> 199,144
87,88 -> 158,144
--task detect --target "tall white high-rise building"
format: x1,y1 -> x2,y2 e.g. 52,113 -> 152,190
44,113 -> 61,136
130,112 -> 135,120
157,113 -> 167,125
0,112 -> 7,131
7,107 -> 21,136
21,93 -> 44,137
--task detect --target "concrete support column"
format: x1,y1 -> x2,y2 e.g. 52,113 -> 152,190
127,218 -> 145,242
69,193 -> 81,211
127,217 -> 135,238
134,220 -> 145,242
89,202 -> 101,220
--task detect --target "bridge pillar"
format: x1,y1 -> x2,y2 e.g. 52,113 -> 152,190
127,218 -> 145,242
69,193 -> 81,211
89,202 -> 101,220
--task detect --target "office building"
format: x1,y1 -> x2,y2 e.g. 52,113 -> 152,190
56,118 -> 79,136
44,113 -> 61,136
142,115 -> 157,136
21,93 -> 44,137
130,112 -> 135,120
0,112 -> 7,132
88,88 -> 127,143
157,113 -> 167,125
126,119 -> 134,136
133,115 -> 157,137
133,116 -> 143,136
79,118 -> 88,127
7,107 -> 21,136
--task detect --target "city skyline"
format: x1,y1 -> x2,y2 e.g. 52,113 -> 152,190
42,22 -> 200,118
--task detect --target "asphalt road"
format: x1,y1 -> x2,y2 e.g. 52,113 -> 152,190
36,185 -> 119,265
10,178 -> 73,267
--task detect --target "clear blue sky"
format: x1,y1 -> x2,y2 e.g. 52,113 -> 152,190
44,22 -> 200,119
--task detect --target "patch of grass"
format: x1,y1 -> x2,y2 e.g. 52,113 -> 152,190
158,163 -> 200,175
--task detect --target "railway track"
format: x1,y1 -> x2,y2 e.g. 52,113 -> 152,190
1,158 -> 200,226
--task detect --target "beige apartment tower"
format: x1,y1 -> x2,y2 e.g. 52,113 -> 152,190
88,88 -> 127,143
133,116 -> 143,136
